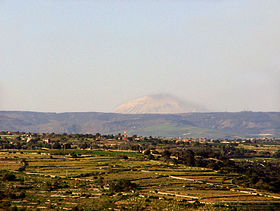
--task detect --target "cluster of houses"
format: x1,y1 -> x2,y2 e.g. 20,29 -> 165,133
1,131 -> 279,146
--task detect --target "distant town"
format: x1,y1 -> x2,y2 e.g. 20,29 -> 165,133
1,130 -> 279,151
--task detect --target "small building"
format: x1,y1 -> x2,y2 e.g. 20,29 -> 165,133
43,138 -> 51,144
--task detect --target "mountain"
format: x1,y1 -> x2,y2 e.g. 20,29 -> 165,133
0,111 -> 279,138
114,94 -> 207,114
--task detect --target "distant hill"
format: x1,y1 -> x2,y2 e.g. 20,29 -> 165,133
114,94 -> 207,114
0,111 -> 279,138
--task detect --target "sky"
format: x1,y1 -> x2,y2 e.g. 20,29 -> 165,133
0,0 -> 279,112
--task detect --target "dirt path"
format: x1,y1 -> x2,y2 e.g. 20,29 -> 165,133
157,191 -> 198,200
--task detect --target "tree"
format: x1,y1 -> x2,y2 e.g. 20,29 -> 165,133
52,142 -> 61,149
3,172 -> 17,181
70,152 -> 78,158
64,143 -> 71,149
148,154 -> 155,160
273,150 -> 280,158
162,150 -> 171,159
181,150 -> 195,166
109,179 -> 138,192
79,143 -> 88,149
143,149 -> 151,155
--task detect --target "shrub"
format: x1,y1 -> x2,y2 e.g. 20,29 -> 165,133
148,154 -> 155,160
0,191 -> 5,200
70,152 -> 78,158
118,155 -> 128,160
17,166 -> 26,172
109,179 -> 138,192
3,172 -> 17,181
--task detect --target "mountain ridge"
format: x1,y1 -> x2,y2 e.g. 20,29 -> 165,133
0,111 -> 279,138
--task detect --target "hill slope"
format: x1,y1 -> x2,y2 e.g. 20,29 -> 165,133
0,111 -> 279,138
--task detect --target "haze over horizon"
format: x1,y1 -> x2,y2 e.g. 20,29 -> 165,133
1,0 -> 279,113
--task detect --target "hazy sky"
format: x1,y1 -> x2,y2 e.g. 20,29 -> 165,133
0,0 -> 279,112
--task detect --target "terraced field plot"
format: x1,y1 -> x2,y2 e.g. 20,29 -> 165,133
1,150 -> 280,210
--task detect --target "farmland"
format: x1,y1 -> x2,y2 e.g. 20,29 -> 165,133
1,150 -> 280,210
0,132 -> 280,210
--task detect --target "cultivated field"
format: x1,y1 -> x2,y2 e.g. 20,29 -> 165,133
1,149 -> 280,210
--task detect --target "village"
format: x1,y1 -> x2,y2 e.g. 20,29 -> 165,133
1,131 -> 278,151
